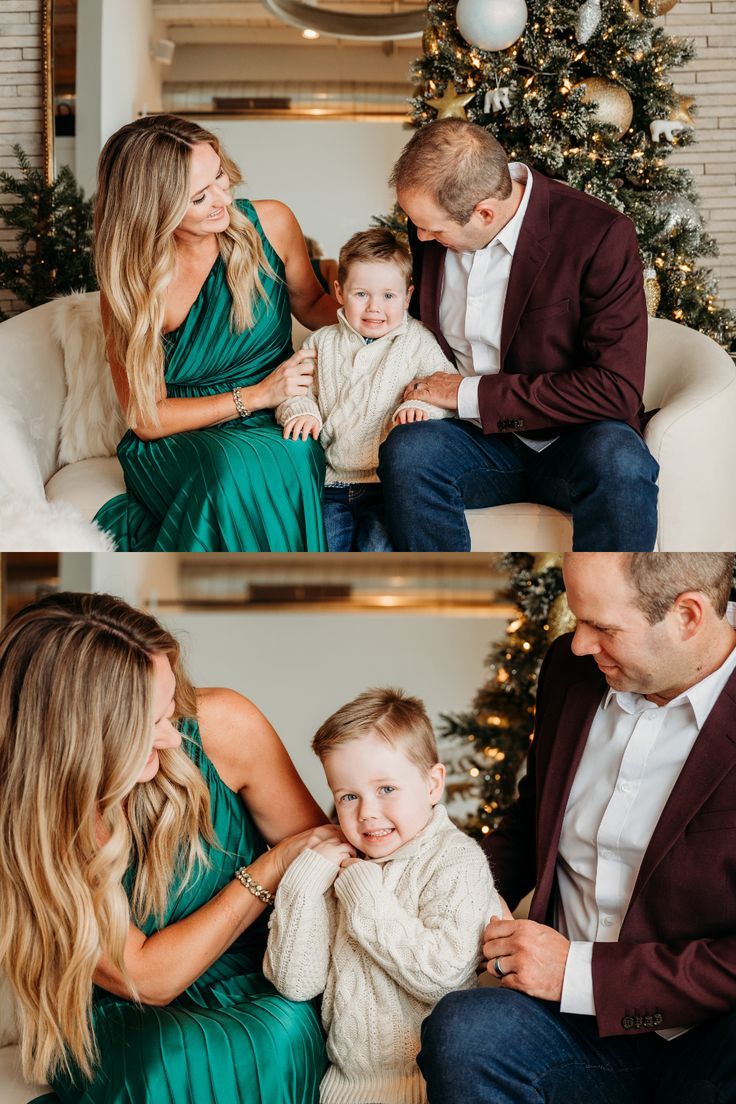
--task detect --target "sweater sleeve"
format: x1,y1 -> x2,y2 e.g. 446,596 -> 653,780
333,839 -> 500,1004
263,848 -> 338,1001
275,332 -> 323,428
393,322 -> 459,422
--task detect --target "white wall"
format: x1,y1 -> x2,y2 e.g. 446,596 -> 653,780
202,119 -> 410,258
161,609 -> 505,810
76,0 -> 164,192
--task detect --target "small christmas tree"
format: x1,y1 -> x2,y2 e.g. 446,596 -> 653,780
441,553 -> 573,835
383,0 -> 735,344
0,145 -> 96,321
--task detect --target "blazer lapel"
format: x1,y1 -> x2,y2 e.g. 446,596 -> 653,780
500,169 -> 552,364
419,241 -> 456,364
532,672 -> 606,918
627,674 -> 736,910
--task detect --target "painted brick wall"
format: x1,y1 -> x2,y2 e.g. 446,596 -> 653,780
0,0 -> 42,317
662,1 -> 736,313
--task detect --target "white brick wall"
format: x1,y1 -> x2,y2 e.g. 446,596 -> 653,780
662,1 -> 736,313
0,0 -> 42,317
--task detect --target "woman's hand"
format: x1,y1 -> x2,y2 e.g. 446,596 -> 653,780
253,348 -> 317,409
283,415 -> 321,441
270,823 -> 347,878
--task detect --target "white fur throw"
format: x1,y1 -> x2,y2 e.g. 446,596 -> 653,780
0,492 -> 115,551
50,291 -> 127,465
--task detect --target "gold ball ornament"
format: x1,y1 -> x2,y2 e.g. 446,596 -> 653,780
643,267 -> 661,316
547,593 -> 577,642
626,0 -> 679,13
426,85 -> 475,119
670,95 -> 695,126
533,553 -> 563,573
573,76 -> 634,138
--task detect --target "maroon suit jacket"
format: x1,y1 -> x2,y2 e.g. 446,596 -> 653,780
408,169 -> 649,436
484,633 -> 736,1037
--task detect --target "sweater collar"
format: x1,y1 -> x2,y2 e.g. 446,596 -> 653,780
337,307 -> 409,346
366,803 -> 450,866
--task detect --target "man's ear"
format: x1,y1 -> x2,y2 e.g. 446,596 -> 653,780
672,592 -> 707,642
473,200 -> 496,228
428,762 -> 446,806
334,281 -> 344,305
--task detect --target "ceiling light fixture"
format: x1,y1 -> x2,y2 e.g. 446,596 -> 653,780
302,28 -> 320,38
262,0 -> 424,40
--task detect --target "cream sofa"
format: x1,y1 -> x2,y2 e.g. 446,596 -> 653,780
1,294 -> 735,551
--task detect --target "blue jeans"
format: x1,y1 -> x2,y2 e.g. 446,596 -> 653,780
323,483 -> 393,552
418,989 -> 736,1104
377,419 -> 659,551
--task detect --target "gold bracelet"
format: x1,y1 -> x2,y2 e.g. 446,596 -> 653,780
235,866 -> 275,906
232,387 -> 250,419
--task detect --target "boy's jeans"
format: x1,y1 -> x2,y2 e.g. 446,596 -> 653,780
323,483 -> 393,552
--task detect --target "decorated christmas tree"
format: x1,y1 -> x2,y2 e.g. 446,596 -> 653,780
442,552 -> 736,836
441,553 -> 573,835
384,0 -> 735,344
0,145 -> 96,321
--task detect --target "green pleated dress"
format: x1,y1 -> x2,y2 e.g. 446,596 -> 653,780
43,718 -> 327,1104
93,199 -> 327,551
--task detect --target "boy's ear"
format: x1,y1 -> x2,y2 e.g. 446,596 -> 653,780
428,762 -> 446,806
334,280 -> 344,305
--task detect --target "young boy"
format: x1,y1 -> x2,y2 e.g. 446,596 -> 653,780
276,229 -> 458,552
264,688 -> 500,1104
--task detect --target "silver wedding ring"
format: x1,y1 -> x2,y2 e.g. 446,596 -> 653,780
493,956 -> 507,979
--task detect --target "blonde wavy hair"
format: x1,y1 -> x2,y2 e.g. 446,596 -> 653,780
94,114 -> 274,428
0,592 -> 215,1086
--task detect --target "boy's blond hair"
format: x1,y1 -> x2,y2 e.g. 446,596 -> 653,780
312,687 -> 438,774
337,228 -> 413,290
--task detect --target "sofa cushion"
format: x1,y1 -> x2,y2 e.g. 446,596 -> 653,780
45,457 -> 125,527
50,292 -> 126,465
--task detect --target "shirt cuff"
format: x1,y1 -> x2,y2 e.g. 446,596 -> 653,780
457,375 -> 481,421
560,941 -> 596,1016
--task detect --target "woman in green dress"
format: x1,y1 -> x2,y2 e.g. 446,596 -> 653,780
0,592 -> 349,1103
92,115 -> 337,551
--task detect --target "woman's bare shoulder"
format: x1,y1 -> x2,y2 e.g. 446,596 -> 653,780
195,687 -> 274,790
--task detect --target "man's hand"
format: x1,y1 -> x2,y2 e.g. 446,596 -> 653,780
483,918 -> 570,1002
402,374 -> 461,412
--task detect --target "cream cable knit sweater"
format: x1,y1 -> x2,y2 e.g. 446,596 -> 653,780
275,310 -> 459,486
264,804 -> 499,1104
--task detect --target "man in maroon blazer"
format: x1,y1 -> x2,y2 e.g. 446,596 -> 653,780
378,119 -> 659,551
418,552 -> 736,1104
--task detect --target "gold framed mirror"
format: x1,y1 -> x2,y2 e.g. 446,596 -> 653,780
41,0 -> 54,184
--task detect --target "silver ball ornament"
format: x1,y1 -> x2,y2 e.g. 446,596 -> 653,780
455,0 -> 528,52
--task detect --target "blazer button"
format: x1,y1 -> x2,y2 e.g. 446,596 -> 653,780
633,1016 -> 644,1029
653,1013 -> 663,1026
621,1016 -> 634,1030
513,420 -> 524,430
643,1016 -> 654,1028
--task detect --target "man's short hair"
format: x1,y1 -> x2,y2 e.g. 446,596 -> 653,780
625,553 -> 735,623
337,228 -> 413,289
389,118 -> 513,225
312,687 -> 439,774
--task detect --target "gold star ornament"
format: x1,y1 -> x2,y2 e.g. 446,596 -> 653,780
427,85 -> 475,119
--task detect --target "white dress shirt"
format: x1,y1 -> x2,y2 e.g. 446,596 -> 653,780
557,630 -> 736,1038
442,163 -> 554,452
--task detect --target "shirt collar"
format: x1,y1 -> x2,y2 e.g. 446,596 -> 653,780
493,162 -> 533,257
602,636 -> 736,730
